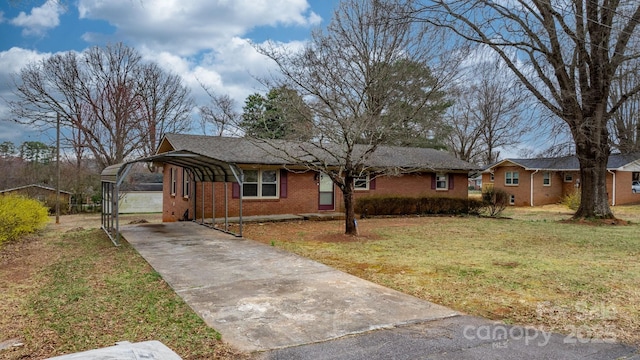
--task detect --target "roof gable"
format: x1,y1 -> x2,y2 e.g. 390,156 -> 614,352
0,184 -> 72,194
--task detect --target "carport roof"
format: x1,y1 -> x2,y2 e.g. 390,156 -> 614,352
100,150 -> 241,183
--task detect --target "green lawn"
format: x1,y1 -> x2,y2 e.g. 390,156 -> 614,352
244,205 -> 640,346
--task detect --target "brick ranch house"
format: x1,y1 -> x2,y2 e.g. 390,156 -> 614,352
153,134 -> 479,222
482,154 -> 640,207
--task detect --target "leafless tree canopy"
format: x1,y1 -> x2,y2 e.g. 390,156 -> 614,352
199,82 -> 242,137
256,0 -> 462,234
609,61 -> 640,152
447,54 -> 533,165
9,43 -> 193,169
416,0 -> 640,219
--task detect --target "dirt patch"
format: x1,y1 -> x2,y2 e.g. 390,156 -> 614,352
560,217 -> 631,226
312,231 -> 382,243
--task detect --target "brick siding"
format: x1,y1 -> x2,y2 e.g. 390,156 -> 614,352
162,165 -> 471,220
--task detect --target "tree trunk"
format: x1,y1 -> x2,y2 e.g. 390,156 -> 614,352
573,126 -> 614,219
343,176 -> 358,235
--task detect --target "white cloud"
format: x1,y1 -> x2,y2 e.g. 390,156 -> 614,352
77,0 -> 320,56
10,0 -> 65,36
0,48 -> 54,142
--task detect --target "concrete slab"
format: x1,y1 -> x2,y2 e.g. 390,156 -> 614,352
46,341 -> 182,360
121,222 -> 458,352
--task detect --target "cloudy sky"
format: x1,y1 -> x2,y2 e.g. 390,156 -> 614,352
0,0 -> 340,145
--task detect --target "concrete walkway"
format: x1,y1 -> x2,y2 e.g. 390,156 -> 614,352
121,222 -> 639,359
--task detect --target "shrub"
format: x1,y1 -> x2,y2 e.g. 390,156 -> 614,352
0,195 -> 49,246
355,195 -> 483,217
481,188 -> 510,217
562,189 -> 581,210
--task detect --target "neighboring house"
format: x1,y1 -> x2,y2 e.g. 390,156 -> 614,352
0,184 -> 72,209
482,154 -> 640,206
119,173 -> 163,214
468,174 -> 482,190
153,134 -> 479,222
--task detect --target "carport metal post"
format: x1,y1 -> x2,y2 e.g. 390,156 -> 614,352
224,182 -> 228,231
201,179 -> 205,225
228,165 -> 243,236
113,163 -> 133,246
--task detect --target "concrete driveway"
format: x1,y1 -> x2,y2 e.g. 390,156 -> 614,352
121,222 -> 458,352
121,222 -> 639,359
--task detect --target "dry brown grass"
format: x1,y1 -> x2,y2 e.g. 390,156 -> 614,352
0,214 -> 247,360
243,204 -> 640,347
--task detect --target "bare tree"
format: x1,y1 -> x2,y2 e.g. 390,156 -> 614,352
446,86 -> 483,164
416,0 -> 640,219
199,83 -> 242,136
609,61 -> 640,152
448,55 -> 534,165
136,62 -> 193,159
257,0 -> 461,235
9,43 -> 194,169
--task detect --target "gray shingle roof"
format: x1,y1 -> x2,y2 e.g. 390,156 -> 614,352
161,134 -> 478,172
486,153 -> 640,171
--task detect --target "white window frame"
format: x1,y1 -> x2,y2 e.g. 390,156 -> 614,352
543,172 -> 551,186
436,173 -> 448,190
354,175 -> 369,191
505,171 -> 519,186
242,169 -> 279,199
564,173 -> 573,182
182,168 -> 190,198
510,194 -> 515,205
170,167 -> 177,196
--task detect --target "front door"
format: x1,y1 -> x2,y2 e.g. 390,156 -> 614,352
318,173 -> 335,211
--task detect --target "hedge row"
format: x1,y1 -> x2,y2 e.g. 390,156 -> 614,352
0,195 -> 49,246
355,195 -> 484,217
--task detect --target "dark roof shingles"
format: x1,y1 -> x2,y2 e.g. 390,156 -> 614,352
163,134 -> 478,171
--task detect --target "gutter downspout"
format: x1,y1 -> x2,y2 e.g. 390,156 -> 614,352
607,170 -> 616,206
530,170 -> 539,207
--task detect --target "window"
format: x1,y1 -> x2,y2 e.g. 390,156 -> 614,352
436,173 -> 448,190
170,167 -> 177,196
354,175 -> 369,190
543,172 -> 551,186
182,168 -> 190,198
490,173 -> 494,182
564,173 -> 573,182
510,194 -> 515,205
505,171 -> 519,185
243,169 -> 278,198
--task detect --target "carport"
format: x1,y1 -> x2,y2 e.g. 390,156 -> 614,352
100,150 -> 245,246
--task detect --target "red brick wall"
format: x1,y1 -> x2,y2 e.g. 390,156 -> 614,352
613,171 -> 640,205
162,166 -> 471,219
483,167 -> 640,207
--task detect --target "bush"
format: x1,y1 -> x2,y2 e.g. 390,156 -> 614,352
0,195 -> 49,246
481,188 -> 510,217
355,195 -> 483,217
562,189 -> 581,210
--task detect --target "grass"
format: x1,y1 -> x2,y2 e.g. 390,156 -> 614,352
0,224 -> 246,360
243,205 -> 640,346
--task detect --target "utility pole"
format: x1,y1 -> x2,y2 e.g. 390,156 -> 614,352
56,112 -> 60,224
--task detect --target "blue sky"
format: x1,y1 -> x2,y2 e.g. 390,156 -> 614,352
0,0 -> 340,146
